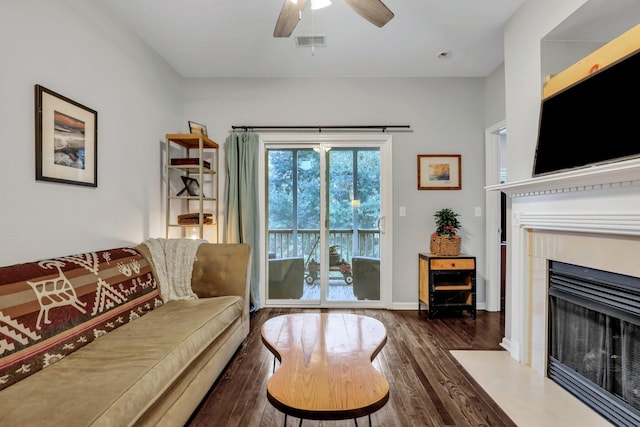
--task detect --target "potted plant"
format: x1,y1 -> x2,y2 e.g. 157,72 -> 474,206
430,208 -> 462,256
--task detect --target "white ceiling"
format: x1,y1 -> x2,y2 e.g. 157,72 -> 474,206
103,0 -> 526,78
102,0 -> 640,79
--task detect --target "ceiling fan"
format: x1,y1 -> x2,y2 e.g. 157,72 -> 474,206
274,0 -> 394,38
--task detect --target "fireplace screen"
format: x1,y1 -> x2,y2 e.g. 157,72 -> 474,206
548,260 -> 640,426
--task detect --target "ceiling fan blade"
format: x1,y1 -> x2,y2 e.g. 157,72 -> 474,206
274,0 -> 308,37
343,0 -> 394,28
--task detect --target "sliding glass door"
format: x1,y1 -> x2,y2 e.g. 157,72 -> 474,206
263,135 -> 390,307
326,147 -> 381,302
266,147 -> 320,300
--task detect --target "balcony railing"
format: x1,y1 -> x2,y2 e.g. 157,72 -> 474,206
268,229 -> 380,262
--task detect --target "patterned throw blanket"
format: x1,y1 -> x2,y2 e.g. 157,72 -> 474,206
0,247 -> 161,391
143,238 -> 206,302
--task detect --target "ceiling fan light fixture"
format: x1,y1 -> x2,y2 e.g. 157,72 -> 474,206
310,0 -> 331,10
274,0 -> 393,38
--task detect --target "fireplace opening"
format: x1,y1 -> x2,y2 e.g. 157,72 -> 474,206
548,260 -> 640,426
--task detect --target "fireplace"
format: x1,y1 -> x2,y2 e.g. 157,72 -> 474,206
485,158 -> 640,423
547,260 -> 640,426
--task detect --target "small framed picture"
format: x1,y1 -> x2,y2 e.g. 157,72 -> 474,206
35,85 -> 97,187
188,121 -> 208,136
417,154 -> 461,190
177,176 -> 204,197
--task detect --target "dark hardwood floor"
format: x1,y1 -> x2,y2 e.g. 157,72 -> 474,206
187,308 -> 516,427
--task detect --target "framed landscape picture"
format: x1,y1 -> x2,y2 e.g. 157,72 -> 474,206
188,121 -> 208,137
417,154 -> 461,190
35,85 -> 97,187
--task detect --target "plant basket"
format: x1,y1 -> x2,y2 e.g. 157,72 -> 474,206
430,235 -> 461,256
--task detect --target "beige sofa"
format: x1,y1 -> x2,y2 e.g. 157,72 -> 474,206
0,242 -> 251,426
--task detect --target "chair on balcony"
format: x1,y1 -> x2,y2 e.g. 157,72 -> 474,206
352,256 -> 380,300
268,257 -> 305,299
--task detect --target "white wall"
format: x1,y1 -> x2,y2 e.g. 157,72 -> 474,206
183,77 -> 487,306
1,1 -> 494,308
540,41 -> 603,81
484,64 -> 506,128
504,0 -> 589,183
0,0 -> 183,265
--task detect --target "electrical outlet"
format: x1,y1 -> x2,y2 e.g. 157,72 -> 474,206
475,207 -> 482,217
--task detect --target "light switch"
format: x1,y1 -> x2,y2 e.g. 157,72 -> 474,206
399,206 -> 406,217
475,207 -> 482,217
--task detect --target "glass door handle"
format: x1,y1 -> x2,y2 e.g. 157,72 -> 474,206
377,217 -> 386,234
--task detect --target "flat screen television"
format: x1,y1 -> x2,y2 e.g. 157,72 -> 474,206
533,48 -> 640,176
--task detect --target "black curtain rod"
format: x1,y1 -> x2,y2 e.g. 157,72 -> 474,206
231,125 -> 410,133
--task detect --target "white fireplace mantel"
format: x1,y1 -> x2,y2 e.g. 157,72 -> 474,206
485,157 -> 640,198
513,212 -> 640,236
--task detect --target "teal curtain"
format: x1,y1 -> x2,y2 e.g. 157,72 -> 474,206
225,132 -> 261,311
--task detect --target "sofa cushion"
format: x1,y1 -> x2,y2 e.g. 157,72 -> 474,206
0,295 -> 244,426
0,247 -> 160,391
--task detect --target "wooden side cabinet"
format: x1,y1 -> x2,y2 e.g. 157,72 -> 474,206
418,253 -> 476,319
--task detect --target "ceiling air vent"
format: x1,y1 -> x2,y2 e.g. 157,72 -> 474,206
295,35 -> 326,48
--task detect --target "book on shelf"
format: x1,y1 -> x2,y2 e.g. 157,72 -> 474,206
170,158 -> 211,169
177,212 -> 213,225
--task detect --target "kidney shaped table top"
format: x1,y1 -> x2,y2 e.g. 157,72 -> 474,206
261,312 -> 389,423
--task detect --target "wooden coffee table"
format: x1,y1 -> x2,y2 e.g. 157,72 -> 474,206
261,313 -> 389,425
